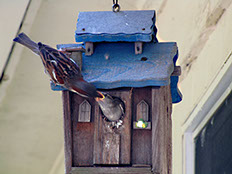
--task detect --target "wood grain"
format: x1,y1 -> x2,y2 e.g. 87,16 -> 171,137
72,93 -> 95,166
132,87 -> 152,165
94,89 -> 132,165
166,85 -> 172,174
62,91 -> 73,174
151,85 -> 172,174
132,129 -> 152,165
102,133 -> 120,164
70,167 -> 152,174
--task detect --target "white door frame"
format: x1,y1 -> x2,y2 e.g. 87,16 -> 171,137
182,53 -> 232,174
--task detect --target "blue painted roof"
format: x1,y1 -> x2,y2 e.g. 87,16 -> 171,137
75,10 -> 157,42
51,42 -> 182,103
81,42 -> 177,88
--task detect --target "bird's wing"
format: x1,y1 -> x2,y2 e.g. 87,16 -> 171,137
38,43 -> 82,85
67,77 -> 102,98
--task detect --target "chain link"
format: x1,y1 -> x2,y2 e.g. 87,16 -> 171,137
112,0 -> 120,12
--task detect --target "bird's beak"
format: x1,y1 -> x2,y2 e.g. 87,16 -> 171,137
95,91 -> 105,101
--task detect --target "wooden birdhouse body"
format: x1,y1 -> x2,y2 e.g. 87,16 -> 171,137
52,10 -> 182,174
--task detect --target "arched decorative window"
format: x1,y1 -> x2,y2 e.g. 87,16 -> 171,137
134,100 -> 151,129
78,100 -> 91,122
136,100 -> 149,121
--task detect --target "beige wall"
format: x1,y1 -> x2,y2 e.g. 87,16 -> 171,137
0,0 -> 30,76
1,0 -> 231,174
157,0 -> 232,173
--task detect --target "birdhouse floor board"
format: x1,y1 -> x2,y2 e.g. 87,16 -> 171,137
70,167 -> 152,174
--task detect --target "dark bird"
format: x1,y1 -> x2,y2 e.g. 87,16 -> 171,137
13,32 -> 103,98
96,93 -> 125,122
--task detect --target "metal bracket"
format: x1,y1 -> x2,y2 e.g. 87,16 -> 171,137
135,42 -> 143,54
85,42 -> 94,56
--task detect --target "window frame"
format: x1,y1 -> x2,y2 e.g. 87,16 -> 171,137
182,54 -> 232,174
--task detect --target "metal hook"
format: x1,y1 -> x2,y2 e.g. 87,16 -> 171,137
112,0 -> 120,12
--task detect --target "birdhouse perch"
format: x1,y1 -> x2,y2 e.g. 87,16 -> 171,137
51,10 -> 182,174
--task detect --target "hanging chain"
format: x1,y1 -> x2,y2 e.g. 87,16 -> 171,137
112,0 -> 120,12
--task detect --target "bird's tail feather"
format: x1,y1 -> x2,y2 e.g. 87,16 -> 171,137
71,79 -> 103,98
13,32 -> 40,55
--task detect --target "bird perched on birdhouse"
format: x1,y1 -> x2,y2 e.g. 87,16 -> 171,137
13,33 -> 104,99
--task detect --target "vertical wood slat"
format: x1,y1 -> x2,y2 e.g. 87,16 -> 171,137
93,104 -> 102,164
152,85 -> 172,174
167,85 -> 172,174
72,94 -> 95,166
94,89 -> 132,165
62,91 -> 73,174
102,133 -> 120,164
132,87 -> 152,165
117,90 -> 132,164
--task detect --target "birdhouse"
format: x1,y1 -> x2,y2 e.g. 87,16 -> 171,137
51,10 -> 182,174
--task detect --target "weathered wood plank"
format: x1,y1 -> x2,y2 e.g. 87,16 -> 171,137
114,90 -> 132,164
94,89 -> 132,165
151,86 -> 172,174
171,66 -> 181,76
166,85 -> 172,174
73,123 -> 94,166
102,133 -> 120,164
72,93 -> 95,166
132,87 -> 152,165
62,91 -> 73,174
132,129 -> 152,165
70,167 -> 152,174
132,87 -> 152,121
